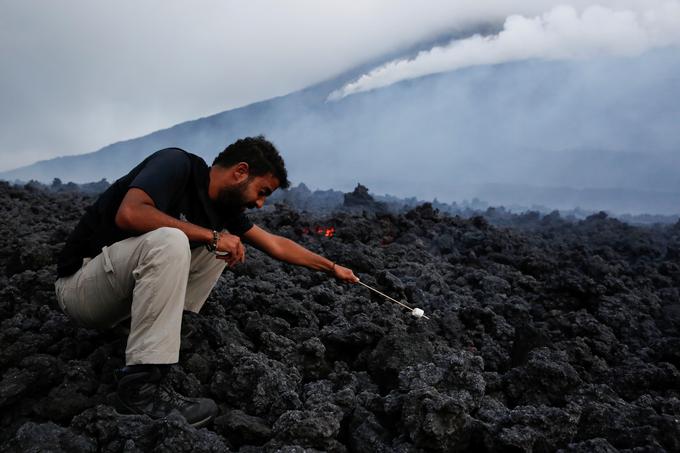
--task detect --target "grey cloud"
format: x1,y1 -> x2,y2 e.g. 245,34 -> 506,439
1,0 -> 667,171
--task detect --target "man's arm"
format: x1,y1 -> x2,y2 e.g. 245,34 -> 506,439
115,188 -> 245,266
242,225 -> 359,283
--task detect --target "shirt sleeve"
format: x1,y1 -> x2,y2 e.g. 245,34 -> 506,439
224,212 -> 254,236
129,148 -> 191,212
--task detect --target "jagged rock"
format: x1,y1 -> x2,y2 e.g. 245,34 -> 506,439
69,405 -> 230,452
213,409 -> 272,446
210,345 -> 302,419
7,421 -> 96,453
559,438 -> 618,452
395,352 -> 485,451
344,184 -> 374,207
272,403 -> 344,448
1,182 -> 679,451
503,348 -> 582,407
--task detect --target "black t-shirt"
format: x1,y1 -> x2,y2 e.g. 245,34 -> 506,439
56,148 -> 253,278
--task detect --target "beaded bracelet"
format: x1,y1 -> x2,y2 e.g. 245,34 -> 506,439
206,229 -> 219,252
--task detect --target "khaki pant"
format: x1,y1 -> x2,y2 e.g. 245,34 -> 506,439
54,227 -> 226,366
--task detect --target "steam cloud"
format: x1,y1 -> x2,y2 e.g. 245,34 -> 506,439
329,2 -> 680,100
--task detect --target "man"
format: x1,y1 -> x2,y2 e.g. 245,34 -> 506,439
54,136 -> 358,428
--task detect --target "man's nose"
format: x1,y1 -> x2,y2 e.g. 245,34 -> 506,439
256,198 -> 265,209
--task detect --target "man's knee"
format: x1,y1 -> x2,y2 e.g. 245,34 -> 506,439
142,227 -> 191,262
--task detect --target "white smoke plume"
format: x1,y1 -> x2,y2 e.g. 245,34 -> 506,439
329,2 -> 680,101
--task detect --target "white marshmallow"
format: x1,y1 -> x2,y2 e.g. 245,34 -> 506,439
412,308 -> 424,318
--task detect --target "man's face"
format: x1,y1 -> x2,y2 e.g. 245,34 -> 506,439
216,173 -> 279,211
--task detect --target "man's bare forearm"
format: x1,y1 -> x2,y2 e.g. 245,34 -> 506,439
271,236 -> 334,272
116,203 -> 213,244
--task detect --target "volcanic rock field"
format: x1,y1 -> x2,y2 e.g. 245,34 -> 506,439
1,180 -> 679,452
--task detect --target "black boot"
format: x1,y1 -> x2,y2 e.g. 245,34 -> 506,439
114,365 -> 218,428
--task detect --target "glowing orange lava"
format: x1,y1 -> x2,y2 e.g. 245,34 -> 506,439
301,225 -> 335,238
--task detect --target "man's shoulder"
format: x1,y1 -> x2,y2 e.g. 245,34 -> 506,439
144,148 -> 209,172
154,148 -> 208,166
150,147 -> 191,161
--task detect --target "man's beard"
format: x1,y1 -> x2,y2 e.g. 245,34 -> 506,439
216,178 -> 255,211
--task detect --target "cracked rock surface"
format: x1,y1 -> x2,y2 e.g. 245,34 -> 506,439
1,181 -> 679,452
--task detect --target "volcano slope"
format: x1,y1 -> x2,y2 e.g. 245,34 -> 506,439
1,181 -> 679,452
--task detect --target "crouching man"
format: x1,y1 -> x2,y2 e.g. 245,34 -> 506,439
54,136 -> 358,427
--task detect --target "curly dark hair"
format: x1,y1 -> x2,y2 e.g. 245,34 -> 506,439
212,135 -> 289,189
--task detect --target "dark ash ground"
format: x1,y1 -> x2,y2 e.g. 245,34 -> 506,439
1,181 -> 679,452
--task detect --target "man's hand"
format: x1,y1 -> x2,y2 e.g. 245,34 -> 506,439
215,232 -> 246,267
332,264 -> 359,283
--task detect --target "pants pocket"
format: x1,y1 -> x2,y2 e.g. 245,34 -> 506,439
66,253 -> 129,329
101,246 -> 125,300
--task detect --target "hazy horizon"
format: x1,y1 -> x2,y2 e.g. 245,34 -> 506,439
1,2 -> 678,216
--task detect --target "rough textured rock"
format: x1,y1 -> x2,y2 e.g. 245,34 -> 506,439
0,181 -> 679,451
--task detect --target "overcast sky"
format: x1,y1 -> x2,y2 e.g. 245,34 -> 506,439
1,0 -> 677,171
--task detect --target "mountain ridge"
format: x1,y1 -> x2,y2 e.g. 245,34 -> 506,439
2,48 -> 679,215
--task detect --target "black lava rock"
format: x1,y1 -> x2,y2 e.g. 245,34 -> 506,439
1,182 -> 679,451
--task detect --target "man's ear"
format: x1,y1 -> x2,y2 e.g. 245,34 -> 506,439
234,162 -> 250,182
